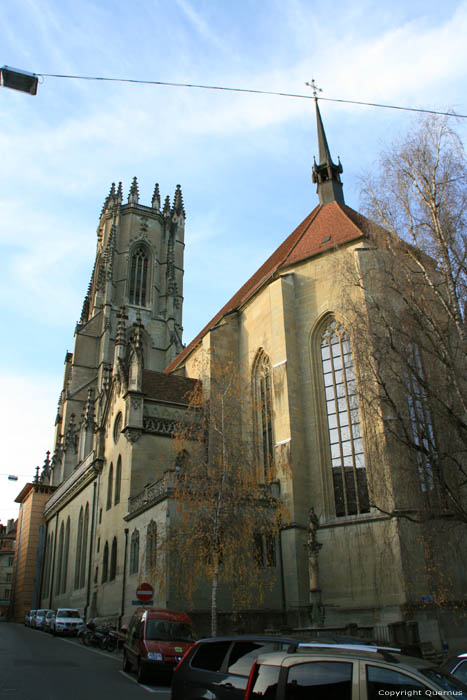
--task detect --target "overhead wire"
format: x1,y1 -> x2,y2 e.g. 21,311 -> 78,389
36,72 -> 466,119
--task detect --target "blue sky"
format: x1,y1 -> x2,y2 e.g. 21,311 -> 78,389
1,0 -> 466,521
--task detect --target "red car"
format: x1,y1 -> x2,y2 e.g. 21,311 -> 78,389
123,608 -> 195,683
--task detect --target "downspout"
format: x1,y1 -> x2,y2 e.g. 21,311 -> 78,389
120,528 -> 129,627
85,480 -> 97,621
48,512 -> 59,609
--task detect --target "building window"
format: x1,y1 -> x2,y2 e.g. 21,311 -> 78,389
252,350 -> 274,479
74,508 -> 83,589
61,518 -> 70,594
8,556 -> 13,566
146,521 -> 157,573
130,530 -> 139,575
129,245 -> 149,306
113,412 -> 122,444
406,344 -> 437,493
4,589 -> 10,599
80,504 -> 89,589
106,463 -> 113,510
109,537 -> 117,581
6,573 -> 11,583
102,542 -> 109,583
320,319 -> 369,517
55,523 -> 64,594
114,456 -> 122,505
254,533 -> 276,568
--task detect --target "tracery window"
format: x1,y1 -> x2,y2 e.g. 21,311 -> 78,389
61,518 -> 70,594
129,245 -> 149,306
109,537 -> 117,581
252,350 -> 274,479
43,533 -> 53,598
114,456 -> 122,505
129,530 -> 140,575
320,319 -> 369,517
106,463 -> 113,510
406,343 -> 437,493
55,523 -> 64,594
102,542 -> 109,583
79,504 -> 89,589
146,520 -> 157,573
74,508 -> 83,589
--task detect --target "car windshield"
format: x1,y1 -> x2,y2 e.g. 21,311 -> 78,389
421,668 -> 467,698
58,610 -> 81,618
146,620 -> 195,642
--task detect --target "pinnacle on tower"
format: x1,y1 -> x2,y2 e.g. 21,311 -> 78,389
116,181 -> 123,204
128,176 -> 140,205
100,182 -> 116,216
152,183 -> 161,212
172,184 -> 185,218
163,195 -> 171,217
115,305 -> 128,346
311,99 -> 345,206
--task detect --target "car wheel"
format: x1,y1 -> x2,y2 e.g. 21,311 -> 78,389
123,651 -> 131,673
137,660 -> 147,684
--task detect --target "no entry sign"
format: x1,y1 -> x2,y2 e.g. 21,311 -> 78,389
136,582 -> 154,603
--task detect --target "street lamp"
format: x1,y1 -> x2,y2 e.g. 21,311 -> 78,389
0,66 -> 38,95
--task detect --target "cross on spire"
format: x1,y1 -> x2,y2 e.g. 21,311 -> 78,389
305,79 -> 323,99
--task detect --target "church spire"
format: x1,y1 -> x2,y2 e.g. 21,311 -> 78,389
312,99 -> 345,206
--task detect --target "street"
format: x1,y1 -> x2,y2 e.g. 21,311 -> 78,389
0,623 -> 171,699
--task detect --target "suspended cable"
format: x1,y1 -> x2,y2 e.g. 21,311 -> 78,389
37,72 -> 467,119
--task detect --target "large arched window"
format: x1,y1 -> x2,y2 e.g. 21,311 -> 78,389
106,463 -> 113,510
129,244 -> 149,306
406,343 -> 437,493
146,520 -> 157,573
102,542 -> 109,583
55,523 -> 64,594
61,518 -> 70,594
79,504 -> 89,589
43,533 -> 53,598
74,508 -> 83,589
252,350 -> 274,479
130,529 -> 140,575
109,537 -> 117,581
114,456 -> 122,505
320,318 -> 369,517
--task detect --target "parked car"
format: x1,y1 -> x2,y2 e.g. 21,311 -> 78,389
244,645 -> 467,699
27,610 -> 38,628
123,608 -> 195,684
171,635 -> 301,700
443,652 -> 467,684
34,608 -> 55,630
43,610 -> 56,633
24,610 -> 36,627
50,608 -> 84,636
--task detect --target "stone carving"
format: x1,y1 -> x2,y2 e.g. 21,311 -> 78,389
124,428 -> 142,444
143,416 -> 177,437
131,396 -> 142,410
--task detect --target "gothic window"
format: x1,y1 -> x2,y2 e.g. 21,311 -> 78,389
406,344 -> 437,493
79,504 -> 89,589
113,412 -> 122,444
55,522 -> 64,594
254,533 -> 276,568
114,456 -> 122,505
109,537 -> 117,581
146,520 -> 157,573
61,518 -> 70,594
252,350 -> 274,479
130,530 -> 140,575
74,508 -> 83,589
102,542 -> 109,583
106,463 -> 113,510
320,318 -> 369,517
129,245 -> 149,307
43,534 -> 53,598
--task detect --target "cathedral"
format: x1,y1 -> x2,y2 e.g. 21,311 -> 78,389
11,101 -> 467,649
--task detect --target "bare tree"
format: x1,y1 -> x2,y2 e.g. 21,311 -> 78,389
161,356 -> 289,636
346,115 -> 467,524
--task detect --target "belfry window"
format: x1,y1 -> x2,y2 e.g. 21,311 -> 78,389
320,319 -> 369,517
252,350 -> 274,479
129,245 -> 149,306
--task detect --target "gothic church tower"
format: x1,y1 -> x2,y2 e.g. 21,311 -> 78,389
50,179 -> 185,486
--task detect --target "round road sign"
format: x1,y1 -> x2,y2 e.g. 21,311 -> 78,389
136,582 -> 154,603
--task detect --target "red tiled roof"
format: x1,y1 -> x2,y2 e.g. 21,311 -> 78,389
142,369 -> 197,404
165,201 -> 384,373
